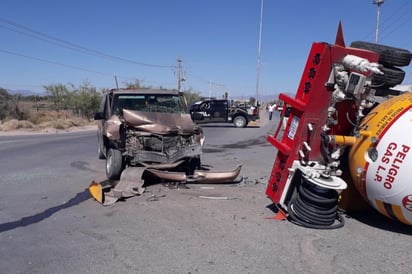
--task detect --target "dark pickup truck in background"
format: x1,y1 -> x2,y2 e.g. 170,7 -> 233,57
189,99 -> 259,128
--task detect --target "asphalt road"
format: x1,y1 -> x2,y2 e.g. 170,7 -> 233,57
0,113 -> 411,274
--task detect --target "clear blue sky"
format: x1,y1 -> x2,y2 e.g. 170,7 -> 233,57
1,0 -> 411,99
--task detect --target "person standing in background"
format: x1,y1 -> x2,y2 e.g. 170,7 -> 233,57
282,106 -> 292,131
268,103 -> 275,120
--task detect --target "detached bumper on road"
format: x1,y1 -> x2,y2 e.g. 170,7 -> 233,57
89,165 -> 242,205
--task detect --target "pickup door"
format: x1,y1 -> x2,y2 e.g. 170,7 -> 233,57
192,100 -> 228,123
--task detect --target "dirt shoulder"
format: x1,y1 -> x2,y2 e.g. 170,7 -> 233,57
0,124 -> 97,136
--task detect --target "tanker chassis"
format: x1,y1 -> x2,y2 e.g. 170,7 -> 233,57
266,23 -> 412,228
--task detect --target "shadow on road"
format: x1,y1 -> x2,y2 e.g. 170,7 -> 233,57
199,124 -> 261,128
265,203 -> 412,234
346,210 -> 412,235
199,124 -> 237,128
0,189 -> 91,233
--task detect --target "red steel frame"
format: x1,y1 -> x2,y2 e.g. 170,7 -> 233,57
266,41 -> 378,205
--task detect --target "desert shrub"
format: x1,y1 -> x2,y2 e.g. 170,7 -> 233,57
28,110 -> 89,129
29,110 -> 70,124
0,88 -> 29,121
0,119 -> 35,131
43,82 -> 102,118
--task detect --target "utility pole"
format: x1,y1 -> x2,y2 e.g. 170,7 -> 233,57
209,80 -> 212,99
114,75 -> 119,89
373,0 -> 384,43
176,57 -> 185,91
255,0 -> 264,107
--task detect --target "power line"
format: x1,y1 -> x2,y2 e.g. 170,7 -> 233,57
0,17 -> 247,93
0,17 -> 174,68
360,1 -> 412,43
0,48 -> 175,89
0,17 -> 181,89
378,3 -> 412,43
0,48 -> 109,76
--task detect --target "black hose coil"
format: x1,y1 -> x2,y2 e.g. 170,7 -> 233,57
287,178 -> 344,229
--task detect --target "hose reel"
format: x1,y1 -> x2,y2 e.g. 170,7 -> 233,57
287,173 -> 347,229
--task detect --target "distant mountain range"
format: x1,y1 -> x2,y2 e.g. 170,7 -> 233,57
6,89 -> 44,96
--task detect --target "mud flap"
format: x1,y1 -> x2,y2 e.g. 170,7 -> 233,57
89,181 -> 104,204
89,167 -> 146,206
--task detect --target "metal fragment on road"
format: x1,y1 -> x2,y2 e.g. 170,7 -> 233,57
102,167 -> 146,206
146,194 -> 167,202
198,195 -> 237,200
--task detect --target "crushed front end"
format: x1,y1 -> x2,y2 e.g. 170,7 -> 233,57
91,97 -> 242,205
103,109 -> 204,171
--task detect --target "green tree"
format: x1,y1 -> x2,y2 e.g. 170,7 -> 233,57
249,97 -> 256,106
100,88 -> 110,94
124,79 -> 142,89
0,88 -> 12,120
70,81 -> 102,118
43,82 -> 102,118
43,84 -> 70,110
0,88 -> 27,121
182,87 -> 202,106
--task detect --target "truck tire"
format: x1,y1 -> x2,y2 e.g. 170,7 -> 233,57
97,134 -> 106,159
106,148 -> 124,180
374,87 -> 401,97
350,41 -> 412,67
372,66 -> 405,87
233,116 -> 247,128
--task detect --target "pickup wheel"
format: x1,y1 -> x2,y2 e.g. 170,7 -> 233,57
233,116 -> 247,128
106,148 -> 124,180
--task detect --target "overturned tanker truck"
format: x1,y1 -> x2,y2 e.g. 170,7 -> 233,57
266,23 -> 412,229
89,88 -> 241,205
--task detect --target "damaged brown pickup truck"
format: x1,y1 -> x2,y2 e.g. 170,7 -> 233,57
89,88 -> 241,205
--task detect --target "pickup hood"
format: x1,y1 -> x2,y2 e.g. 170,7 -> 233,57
105,110 -> 204,141
122,109 -> 200,135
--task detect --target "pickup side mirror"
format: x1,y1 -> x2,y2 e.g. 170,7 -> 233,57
94,112 -> 105,120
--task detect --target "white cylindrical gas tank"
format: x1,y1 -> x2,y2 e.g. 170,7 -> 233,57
349,92 -> 412,225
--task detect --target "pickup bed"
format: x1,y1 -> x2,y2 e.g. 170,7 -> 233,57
189,99 -> 259,128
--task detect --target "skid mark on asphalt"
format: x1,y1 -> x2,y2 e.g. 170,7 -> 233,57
70,161 -> 98,172
202,148 -> 223,153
